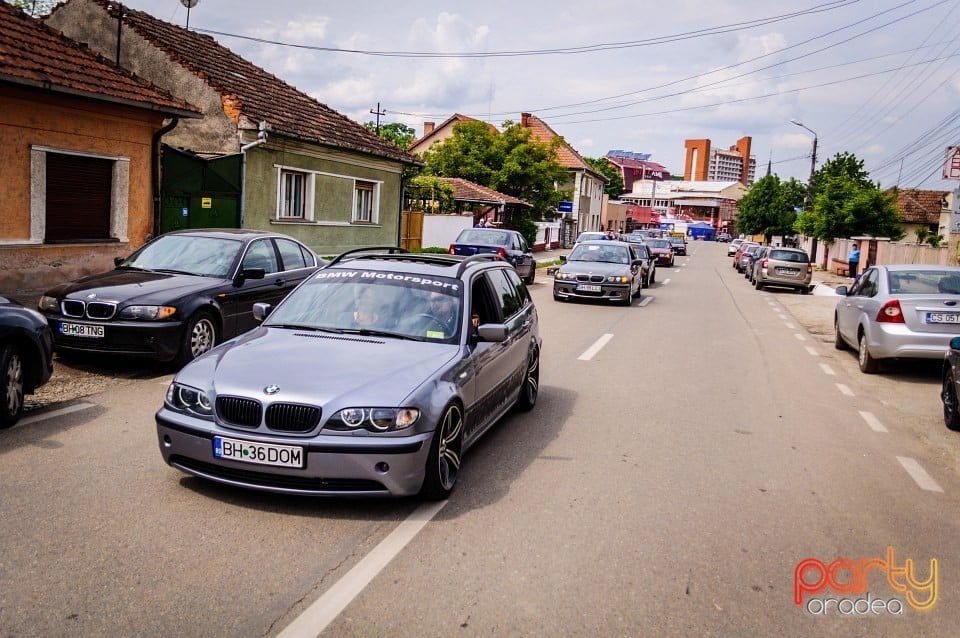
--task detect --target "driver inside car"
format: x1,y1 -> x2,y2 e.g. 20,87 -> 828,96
428,291 -> 460,335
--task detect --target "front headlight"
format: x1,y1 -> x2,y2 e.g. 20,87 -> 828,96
606,275 -> 629,283
555,272 -> 574,280
119,305 -> 177,320
165,382 -> 213,417
38,295 -> 59,312
326,407 -> 420,432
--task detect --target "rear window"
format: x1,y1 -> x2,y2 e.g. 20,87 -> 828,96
769,249 -> 809,263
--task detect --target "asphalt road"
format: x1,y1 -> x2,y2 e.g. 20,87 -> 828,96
3,241 -> 957,636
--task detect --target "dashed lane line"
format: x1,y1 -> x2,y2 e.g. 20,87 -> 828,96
805,346 -> 819,356
896,456 -> 944,493
836,384 -> 855,396
578,333 -> 614,361
818,363 -> 836,376
276,501 -> 448,637
859,410 -> 888,433
17,402 -> 97,427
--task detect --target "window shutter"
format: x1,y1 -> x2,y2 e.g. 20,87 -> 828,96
46,153 -> 112,242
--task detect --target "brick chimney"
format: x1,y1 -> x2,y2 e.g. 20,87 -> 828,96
521,112 -> 532,127
423,122 -> 435,135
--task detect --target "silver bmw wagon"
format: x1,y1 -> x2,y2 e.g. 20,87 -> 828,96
156,248 -> 541,499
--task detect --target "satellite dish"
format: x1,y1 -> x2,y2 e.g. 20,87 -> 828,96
180,0 -> 199,28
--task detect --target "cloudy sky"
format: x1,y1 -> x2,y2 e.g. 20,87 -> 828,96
60,0 -> 960,191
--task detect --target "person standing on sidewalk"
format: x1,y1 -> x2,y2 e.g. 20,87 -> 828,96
848,242 -> 861,279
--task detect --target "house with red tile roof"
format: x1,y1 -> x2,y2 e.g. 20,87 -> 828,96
887,188 -> 949,243
47,0 -> 422,256
519,112 -> 608,234
409,114 -> 497,157
0,2 -> 201,295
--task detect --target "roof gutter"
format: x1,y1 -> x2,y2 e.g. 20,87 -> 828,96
239,128 -> 269,228
152,116 -> 180,238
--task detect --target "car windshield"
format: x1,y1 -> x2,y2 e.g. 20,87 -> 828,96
887,270 -> 960,295
669,238 -> 684,245
576,232 -> 606,243
646,239 -> 671,248
456,229 -> 510,246
121,235 -> 243,277
264,269 -> 464,342
568,244 -> 631,264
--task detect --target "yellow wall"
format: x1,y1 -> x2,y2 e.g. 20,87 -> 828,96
0,85 -> 165,294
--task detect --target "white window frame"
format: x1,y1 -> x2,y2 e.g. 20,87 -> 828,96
352,179 -> 380,224
20,146 -> 129,245
276,167 -> 315,221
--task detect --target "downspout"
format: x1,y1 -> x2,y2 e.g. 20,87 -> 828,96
152,116 -> 180,238
397,169 -> 408,248
239,130 -> 268,228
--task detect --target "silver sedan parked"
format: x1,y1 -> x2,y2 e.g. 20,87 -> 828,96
834,265 -> 960,373
552,240 -> 643,305
156,249 -> 541,499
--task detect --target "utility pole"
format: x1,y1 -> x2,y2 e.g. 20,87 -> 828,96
792,119 -> 819,265
369,102 -> 386,134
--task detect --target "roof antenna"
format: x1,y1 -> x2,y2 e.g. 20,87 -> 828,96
180,0 -> 199,29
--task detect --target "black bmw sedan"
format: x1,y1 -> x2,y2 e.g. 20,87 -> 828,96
38,229 -> 322,367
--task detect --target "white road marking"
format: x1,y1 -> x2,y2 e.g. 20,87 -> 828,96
836,384 -> 855,396
579,333 -> 615,361
784,323 -> 795,329
896,457 -> 943,492
767,301 -> 777,307
277,501 -> 448,638
638,296 -> 653,307
859,410 -> 888,433
818,363 -> 835,376
662,279 -> 671,285
794,333 -> 806,341
17,402 -> 96,427
805,346 -> 819,356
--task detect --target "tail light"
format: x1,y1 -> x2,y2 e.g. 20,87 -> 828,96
497,248 -> 508,260
761,258 -> 768,269
448,244 -> 455,255
806,263 -> 813,274
876,299 -> 905,323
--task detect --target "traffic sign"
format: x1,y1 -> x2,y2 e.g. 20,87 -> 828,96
943,146 -> 960,180
558,201 -> 573,213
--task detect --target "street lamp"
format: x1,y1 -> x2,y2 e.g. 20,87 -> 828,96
790,119 -> 818,209
791,118 -> 819,264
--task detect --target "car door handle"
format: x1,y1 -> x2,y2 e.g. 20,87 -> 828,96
272,278 -> 286,287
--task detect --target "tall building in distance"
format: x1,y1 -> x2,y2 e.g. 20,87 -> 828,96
683,137 -> 756,186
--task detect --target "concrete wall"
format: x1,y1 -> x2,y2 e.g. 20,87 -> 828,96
47,0 -> 240,154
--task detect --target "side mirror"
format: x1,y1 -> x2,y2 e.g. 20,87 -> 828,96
559,255 -> 567,263
252,302 -> 272,322
236,267 -> 266,285
476,323 -> 508,343
835,285 -> 848,296
114,256 -> 126,267
950,336 -> 960,350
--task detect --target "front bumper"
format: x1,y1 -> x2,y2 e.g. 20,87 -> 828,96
156,409 -> 433,497
553,281 -> 631,302
46,316 -> 183,361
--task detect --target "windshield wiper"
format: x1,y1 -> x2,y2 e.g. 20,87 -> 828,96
152,268 -> 196,275
115,265 -> 153,272
267,324 -> 346,334
339,328 -> 424,341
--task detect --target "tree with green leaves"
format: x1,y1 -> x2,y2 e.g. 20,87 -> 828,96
794,152 -> 904,243
735,175 -> 805,244
422,120 -> 570,220
7,0 -> 57,15
585,157 -> 624,199
363,121 -> 415,151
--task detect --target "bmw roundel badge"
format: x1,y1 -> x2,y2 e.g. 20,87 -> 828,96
264,384 -> 280,395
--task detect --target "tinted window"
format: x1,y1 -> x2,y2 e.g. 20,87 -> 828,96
242,239 -> 279,274
124,234 -> 242,277
503,267 -> 531,303
486,268 -> 522,319
276,238 -> 310,270
769,249 -> 808,263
